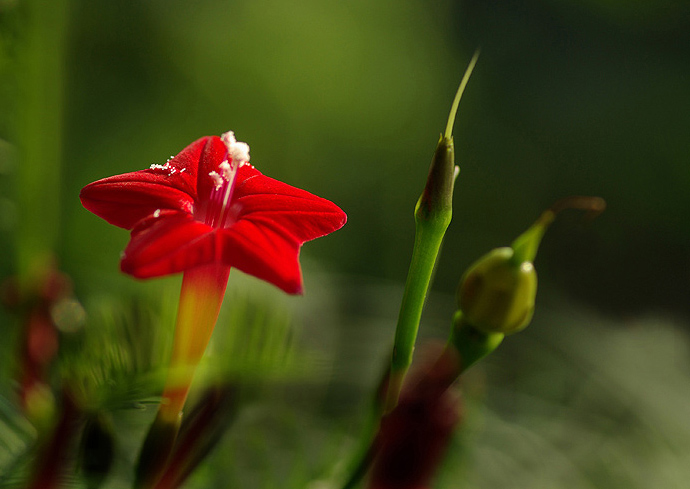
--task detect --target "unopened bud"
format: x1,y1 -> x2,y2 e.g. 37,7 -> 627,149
456,196 -> 605,335
457,246 -> 537,335
134,413 -> 181,489
415,50 -> 479,228
368,343 -> 462,489
415,135 -> 456,227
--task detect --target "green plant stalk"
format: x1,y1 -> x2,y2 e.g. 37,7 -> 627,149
339,52 -> 479,489
385,143 -> 454,412
384,50 -> 479,412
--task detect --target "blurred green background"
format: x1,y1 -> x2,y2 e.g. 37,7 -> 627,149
1,0 -> 690,488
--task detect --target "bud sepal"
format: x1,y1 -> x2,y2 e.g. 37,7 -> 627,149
449,311 -> 505,370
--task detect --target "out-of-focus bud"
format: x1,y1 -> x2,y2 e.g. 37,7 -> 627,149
155,385 -> 237,489
23,383 -> 57,432
26,391 -> 80,489
456,196 -> 605,336
456,246 -> 537,335
368,343 -> 461,489
2,262 -> 75,416
134,413 -> 181,489
80,412 -> 115,489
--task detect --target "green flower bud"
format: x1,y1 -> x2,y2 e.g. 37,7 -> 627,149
457,247 -> 537,335
415,135 -> 455,228
415,49 -> 479,228
456,196 -> 605,335
414,49 -> 479,228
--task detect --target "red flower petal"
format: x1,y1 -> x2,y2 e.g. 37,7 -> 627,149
122,212 -> 314,294
121,211 -> 219,278
234,172 -> 348,242
79,137 -> 213,229
220,217 -> 305,294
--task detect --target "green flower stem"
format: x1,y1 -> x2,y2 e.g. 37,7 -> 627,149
339,52 -> 479,489
384,51 -> 479,412
385,149 -> 454,412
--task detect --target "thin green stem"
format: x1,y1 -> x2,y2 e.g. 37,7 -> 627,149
382,132 -> 455,415
385,217 -> 448,411
444,49 -> 480,140
384,50 -> 479,411
339,52 -> 480,489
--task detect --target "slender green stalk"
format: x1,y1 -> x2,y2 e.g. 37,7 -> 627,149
339,52 -> 480,489
384,51 -> 479,412
385,186 -> 451,411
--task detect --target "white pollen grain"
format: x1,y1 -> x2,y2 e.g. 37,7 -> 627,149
221,131 -> 237,146
230,142 -> 250,164
220,130 -> 250,165
209,171 -> 224,188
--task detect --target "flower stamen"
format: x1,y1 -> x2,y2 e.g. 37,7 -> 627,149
206,131 -> 251,229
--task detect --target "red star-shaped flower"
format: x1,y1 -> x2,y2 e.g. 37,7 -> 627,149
81,132 -> 346,483
80,131 -> 346,294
